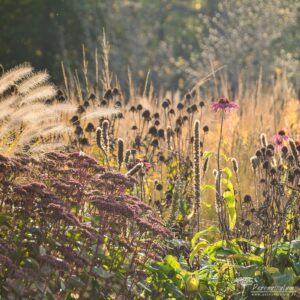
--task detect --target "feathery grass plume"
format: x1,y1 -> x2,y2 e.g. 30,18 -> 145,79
117,138 -> 124,170
250,156 -> 259,171
96,127 -> 104,152
21,84 -> 57,104
231,158 -> 239,174
101,120 -> 110,154
193,120 -> 201,231
260,133 -> 268,147
203,156 -> 209,174
17,71 -> 50,95
126,163 -> 143,177
289,139 -> 298,164
0,63 -> 33,95
82,108 -> 119,120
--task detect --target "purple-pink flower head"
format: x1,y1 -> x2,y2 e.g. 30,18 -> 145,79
212,96 -> 239,112
274,130 -> 289,150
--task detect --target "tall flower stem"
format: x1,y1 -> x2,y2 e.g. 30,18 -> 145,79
216,111 -> 228,239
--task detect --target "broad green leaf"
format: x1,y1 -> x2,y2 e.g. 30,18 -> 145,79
223,190 -> 236,230
191,226 -> 219,248
189,240 -> 209,264
164,255 -> 181,272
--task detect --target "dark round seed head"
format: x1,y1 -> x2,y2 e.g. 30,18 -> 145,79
158,129 -> 165,139
243,195 -> 252,203
104,89 -> 113,100
129,106 -> 136,112
191,104 -> 197,112
115,100 -> 122,107
255,150 -> 262,157
154,120 -> 160,126
112,87 -> 120,96
85,123 -> 95,132
137,104 -> 143,111
148,126 -> 157,136
169,108 -> 175,115
159,155 -> 165,162
177,103 -> 184,110
153,112 -> 160,119
83,101 -> 89,108
244,220 -> 251,226
156,183 -> 163,191
270,167 -> 277,175
185,93 -> 192,101
88,93 -> 96,101
199,101 -> 205,108
262,160 -> 270,169
100,100 -> 107,106
266,149 -> 273,157
151,139 -> 159,148
162,100 -> 170,109
203,126 -> 209,133
79,137 -> 89,146
142,110 -> 150,119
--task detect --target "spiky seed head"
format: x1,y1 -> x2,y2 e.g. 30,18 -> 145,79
117,138 -> 124,169
260,133 -> 268,147
289,139 -> 298,162
203,157 -> 209,174
126,163 -> 143,176
124,149 -> 131,165
96,127 -> 103,150
231,158 -> 239,173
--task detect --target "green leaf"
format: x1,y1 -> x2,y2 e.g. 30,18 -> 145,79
189,240 -> 209,264
223,190 -> 236,230
191,226 -> 219,248
222,167 -> 233,179
164,255 -> 181,272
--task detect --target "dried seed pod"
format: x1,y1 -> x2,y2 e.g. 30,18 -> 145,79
193,120 -> 201,228
203,156 -> 209,174
260,133 -> 268,147
126,163 -> 143,176
231,158 -> 239,174
117,138 -> 124,170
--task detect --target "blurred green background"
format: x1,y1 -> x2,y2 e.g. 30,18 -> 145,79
0,0 -> 299,90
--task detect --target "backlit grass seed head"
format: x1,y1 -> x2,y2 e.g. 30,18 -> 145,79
101,120 -> 110,153
96,127 -> 104,151
289,139 -> 298,162
231,158 -> 239,173
260,133 -> 268,147
126,163 -> 143,176
117,138 -> 124,170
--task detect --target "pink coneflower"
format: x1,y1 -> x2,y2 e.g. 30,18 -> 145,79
211,96 -> 239,112
274,130 -> 289,150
